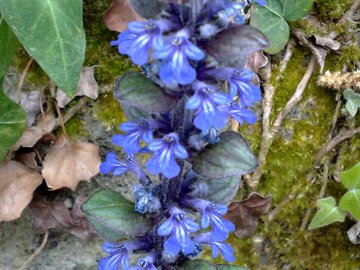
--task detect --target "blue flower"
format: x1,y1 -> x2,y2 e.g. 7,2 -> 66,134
111,20 -> 163,66
185,81 -> 228,132
154,30 -> 205,85
227,103 -> 257,125
99,242 -> 130,270
133,184 -> 161,214
157,208 -> 200,255
248,0 -> 267,6
201,203 -> 235,241
229,69 -> 261,107
145,133 -> 188,179
129,256 -> 157,270
112,119 -> 153,154
185,199 -> 235,241
194,233 -> 235,263
100,152 -> 132,176
100,153 -> 145,180
223,0 -> 245,23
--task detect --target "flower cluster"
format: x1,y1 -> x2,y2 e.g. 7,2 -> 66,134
98,0 -> 267,269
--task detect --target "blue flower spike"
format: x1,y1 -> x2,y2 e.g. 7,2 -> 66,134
186,199 -> 235,241
154,29 -> 205,85
112,119 -> 154,154
186,81 -> 228,132
129,255 -> 158,270
229,68 -> 261,107
227,103 -> 257,125
146,133 -> 188,178
111,20 -> 163,66
99,242 -> 130,270
157,207 -> 200,256
194,233 -> 235,263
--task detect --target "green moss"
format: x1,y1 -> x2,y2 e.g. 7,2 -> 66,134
64,113 -> 88,140
314,0 -> 353,21
325,44 -> 360,72
93,92 -> 126,131
83,0 -> 138,85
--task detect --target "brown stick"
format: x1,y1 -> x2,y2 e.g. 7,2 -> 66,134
16,58 -> 34,100
248,56 -> 317,190
19,231 -> 49,270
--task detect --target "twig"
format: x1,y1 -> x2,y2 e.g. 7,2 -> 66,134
248,56 -> 317,190
19,231 -> 49,270
54,98 -> 88,129
328,0 -> 360,39
277,39 -> 295,78
312,126 -> 360,170
16,58 -> 34,100
300,160 -> 330,230
55,101 -> 71,142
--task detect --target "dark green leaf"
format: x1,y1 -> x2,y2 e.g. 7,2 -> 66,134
250,1 -> 289,54
180,260 -> 247,270
193,131 -> 258,179
339,190 -> 360,221
0,17 -> 25,163
308,197 -> 345,230
81,189 -> 152,240
343,89 -> 360,117
0,0 -> 86,97
114,72 -> 177,117
205,176 -> 240,204
340,162 -> 360,190
206,25 -> 269,69
0,91 -> 26,163
279,0 -> 313,21
0,17 -> 19,80
129,0 -> 165,18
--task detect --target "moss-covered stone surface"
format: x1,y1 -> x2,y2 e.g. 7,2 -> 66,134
1,0 -> 360,269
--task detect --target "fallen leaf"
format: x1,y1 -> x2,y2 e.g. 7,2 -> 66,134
0,161 -> 42,221
292,29 -> 327,73
57,67 -> 99,108
15,151 -> 41,171
13,112 -> 56,150
29,195 -> 95,241
347,222 -> 360,245
42,135 -> 101,190
104,0 -> 144,32
247,51 -> 268,73
312,35 -> 340,51
224,192 -> 272,239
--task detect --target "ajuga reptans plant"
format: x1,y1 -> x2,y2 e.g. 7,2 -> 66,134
82,0 -> 269,269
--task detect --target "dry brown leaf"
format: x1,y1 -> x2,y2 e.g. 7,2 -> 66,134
224,192 -> 272,239
29,195 -> 95,241
56,67 -> 99,108
312,35 -> 340,51
13,112 -> 56,151
15,152 -> 41,171
247,51 -> 268,73
42,135 -> 101,191
104,0 -> 144,32
0,161 -> 42,221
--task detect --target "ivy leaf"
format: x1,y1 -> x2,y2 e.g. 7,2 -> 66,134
0,18 -> 19,80
343,89 -> 360,117
308,197 -> 345,230
0,0 -> 86,97
250,1 -> 289,54
114,72 -> 177,118
340,162 -> 360,190
339,190 -> 360,221
206,25 -> 269,69
0,19 -> 25,163
205,177 -> 240,204
81,189 -> 152,241
250,0 -> 312,54
279,0 -> 313,21
193,131 -> 258,179
180,260 -> 247,270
